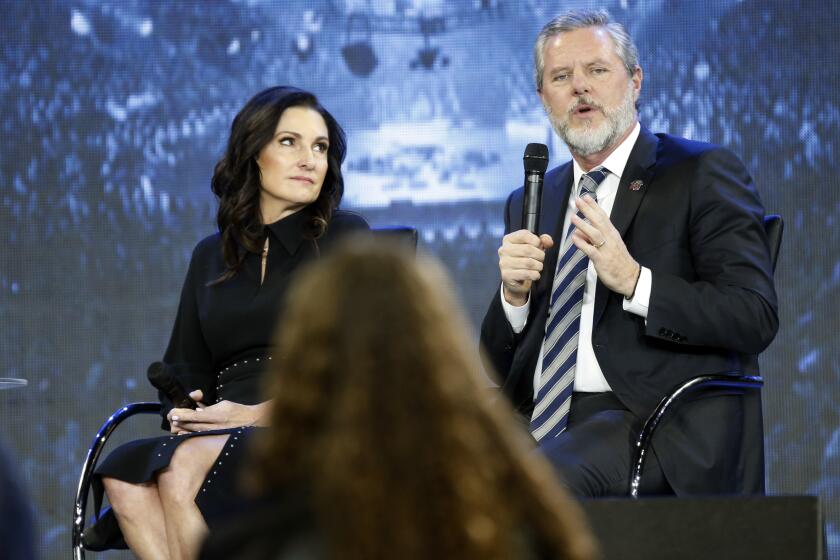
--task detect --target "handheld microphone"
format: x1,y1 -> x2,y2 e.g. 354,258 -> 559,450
147,361 -> 197,410
522,143 -> 549,233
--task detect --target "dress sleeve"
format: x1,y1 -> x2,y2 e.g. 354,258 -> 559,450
159,243 -> 216,428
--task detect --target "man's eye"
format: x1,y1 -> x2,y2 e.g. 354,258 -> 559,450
592,67 -> 608,74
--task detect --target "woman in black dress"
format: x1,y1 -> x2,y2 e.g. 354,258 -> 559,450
92,86 -> 369,560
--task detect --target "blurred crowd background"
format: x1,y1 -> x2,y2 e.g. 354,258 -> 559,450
0,0 -> 838,557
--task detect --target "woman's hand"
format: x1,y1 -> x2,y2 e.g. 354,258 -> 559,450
168,390 -> 271,434
167,390 -> 206,435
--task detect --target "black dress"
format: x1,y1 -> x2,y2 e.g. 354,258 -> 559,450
92,209 -> 369,524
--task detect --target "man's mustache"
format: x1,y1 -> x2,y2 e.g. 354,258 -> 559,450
568,97 -> 605,115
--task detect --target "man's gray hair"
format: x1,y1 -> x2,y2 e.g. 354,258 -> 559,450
534,9 -> 640,92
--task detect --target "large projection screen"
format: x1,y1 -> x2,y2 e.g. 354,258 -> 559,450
1,1 -> 837,558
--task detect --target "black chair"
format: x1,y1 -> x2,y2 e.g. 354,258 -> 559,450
72,226 -> 418,559
73,403 -> 160,558
369,225 -> 418,251
628,214 -> 783,498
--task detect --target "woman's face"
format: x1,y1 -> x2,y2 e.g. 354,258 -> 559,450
256,105 -> 330,222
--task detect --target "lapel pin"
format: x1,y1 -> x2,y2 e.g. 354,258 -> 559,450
629,179 -> 644,191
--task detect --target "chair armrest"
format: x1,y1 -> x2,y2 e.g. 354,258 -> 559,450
629,374 -> 763,499
73,402 -> 162,559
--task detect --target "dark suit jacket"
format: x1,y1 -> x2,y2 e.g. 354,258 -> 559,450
480,126 -> 779,495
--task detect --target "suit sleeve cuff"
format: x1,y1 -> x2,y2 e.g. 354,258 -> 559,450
500,284 -> 530,334
622,266 -> 651,318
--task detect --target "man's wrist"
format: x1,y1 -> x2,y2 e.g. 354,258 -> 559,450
625,263 -> 641,300
503,285 -> 528,307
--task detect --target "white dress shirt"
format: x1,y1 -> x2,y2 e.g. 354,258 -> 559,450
501,122 -> 653,394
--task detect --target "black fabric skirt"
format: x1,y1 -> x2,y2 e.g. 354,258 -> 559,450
92,357 -> 270,522
92,424 -> 258,522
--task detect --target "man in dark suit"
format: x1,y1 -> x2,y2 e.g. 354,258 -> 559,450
480,9 -> 778,497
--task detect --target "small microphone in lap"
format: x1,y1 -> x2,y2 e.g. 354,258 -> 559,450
147,361 -> 198,410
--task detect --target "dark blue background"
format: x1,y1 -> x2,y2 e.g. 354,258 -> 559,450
1,1 -> 837,557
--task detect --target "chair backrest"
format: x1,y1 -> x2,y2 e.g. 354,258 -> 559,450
372,226 -> 418,253
764,214 -> 783,272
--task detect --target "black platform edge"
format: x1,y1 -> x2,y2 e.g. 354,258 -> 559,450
579,495 -> 823,560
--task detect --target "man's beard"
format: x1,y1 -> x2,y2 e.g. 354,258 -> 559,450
547,83 -> 637,157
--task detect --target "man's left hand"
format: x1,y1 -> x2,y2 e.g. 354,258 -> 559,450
570,195 -> 640,298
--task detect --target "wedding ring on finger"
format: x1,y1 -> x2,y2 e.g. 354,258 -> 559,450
593,238 -> 606,249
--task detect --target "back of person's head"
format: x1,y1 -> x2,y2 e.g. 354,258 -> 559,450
250,240 -> 598,560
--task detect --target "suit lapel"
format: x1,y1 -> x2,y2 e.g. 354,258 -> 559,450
593,126 -> 659,327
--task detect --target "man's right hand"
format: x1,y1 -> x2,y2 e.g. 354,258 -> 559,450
498,230 -> 554,306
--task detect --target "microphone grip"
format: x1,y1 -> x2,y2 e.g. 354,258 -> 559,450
165,379 -> 198,410
147,362 -> 198,410
522,171 -> 543,234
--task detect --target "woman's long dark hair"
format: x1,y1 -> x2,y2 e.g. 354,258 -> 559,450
249,242 -> 598,560
211,86 -> 347,282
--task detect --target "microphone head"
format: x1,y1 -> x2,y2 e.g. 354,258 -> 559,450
146,360 -> 197,409
523,143 -> 549,174
146,361 -> 166,388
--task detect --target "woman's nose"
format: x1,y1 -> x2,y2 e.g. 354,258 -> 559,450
298,149 -> 315,169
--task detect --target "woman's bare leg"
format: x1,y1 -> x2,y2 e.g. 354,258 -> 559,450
102,477 -> 170,560
157,435 -> 229,560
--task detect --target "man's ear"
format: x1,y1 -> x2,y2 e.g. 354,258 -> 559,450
632,65 -> 643,100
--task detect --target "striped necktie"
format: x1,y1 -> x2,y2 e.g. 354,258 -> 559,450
530,166 -> 609,442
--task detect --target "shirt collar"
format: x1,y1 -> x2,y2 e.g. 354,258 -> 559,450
572,121 -> 641,187
264,208 -> 310,255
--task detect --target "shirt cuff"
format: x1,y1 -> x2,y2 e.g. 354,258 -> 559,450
622,266 -> 651,318
500,284 -> 530,334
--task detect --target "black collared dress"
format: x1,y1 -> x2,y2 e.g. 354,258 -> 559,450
92,209 -> 369,524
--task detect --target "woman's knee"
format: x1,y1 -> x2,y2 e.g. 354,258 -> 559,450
157,436 -> 226,506
103,477 -> 156,517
